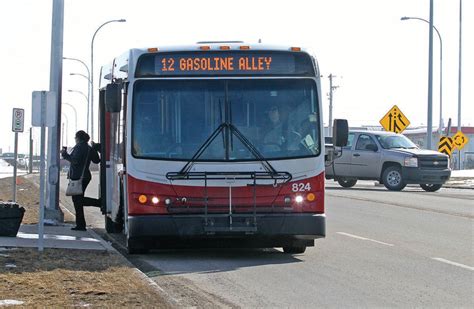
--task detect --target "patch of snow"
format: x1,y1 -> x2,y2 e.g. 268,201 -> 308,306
4,263 -> 16,268
0,299 -> 24,306
451,169 -> 474,178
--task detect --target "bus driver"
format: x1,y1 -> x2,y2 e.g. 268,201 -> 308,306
262,105 -> 300,153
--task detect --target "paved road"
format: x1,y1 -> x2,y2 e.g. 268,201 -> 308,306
60,175 -> 474,307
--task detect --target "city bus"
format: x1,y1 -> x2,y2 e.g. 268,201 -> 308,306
98,42 -> 347,254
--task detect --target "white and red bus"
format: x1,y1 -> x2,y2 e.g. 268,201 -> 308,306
99,42 -> 347,254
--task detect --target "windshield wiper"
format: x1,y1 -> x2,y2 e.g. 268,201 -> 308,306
177,122 -> 278,176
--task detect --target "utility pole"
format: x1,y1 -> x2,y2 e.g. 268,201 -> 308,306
45,0 -> 64,222
457,0 -> 463,169
28,128 -> 33,174
426,0 -> 434,150
328,74 -> 339,136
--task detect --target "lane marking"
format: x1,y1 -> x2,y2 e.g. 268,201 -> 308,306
336,232 -> 395,247
431,257 -> 474,271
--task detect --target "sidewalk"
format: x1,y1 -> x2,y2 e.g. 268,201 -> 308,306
445,169 -> 474,189
0,224 -> 110,251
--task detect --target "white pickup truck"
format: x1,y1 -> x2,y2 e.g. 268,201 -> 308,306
325,130 -> 451,192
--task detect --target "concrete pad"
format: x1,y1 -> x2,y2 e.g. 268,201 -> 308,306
0,224 -> 108,251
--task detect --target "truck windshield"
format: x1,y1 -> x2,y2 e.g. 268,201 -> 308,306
375,134 -> 418,149
132,79 -> 320,161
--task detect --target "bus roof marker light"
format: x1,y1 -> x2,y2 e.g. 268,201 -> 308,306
147,47 -> 159,53
295,195 -> 304,203
291,47 -> 301,52
200,46 -> 211,51
240,45 -> 250,50
220,45 -> 230,50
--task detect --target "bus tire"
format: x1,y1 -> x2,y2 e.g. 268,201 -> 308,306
337,178 -> 357,188
127,238 -> 149,255
282,245 -> 306,254
105,215 -> 122,233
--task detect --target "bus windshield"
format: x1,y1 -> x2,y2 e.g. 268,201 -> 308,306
132,79 -> 320,161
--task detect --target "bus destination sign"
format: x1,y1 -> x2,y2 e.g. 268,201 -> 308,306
136,51 -> 314,77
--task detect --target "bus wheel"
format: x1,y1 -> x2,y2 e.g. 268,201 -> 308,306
105,215 -> 122,233
127,238 -> 149,255
282,246 -> 306,254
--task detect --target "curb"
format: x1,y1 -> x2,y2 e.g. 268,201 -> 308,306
89,230 -> 181,307
442,185 -> 474,190
58,200 -> 181,307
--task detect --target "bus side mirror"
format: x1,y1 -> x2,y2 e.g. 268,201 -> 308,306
333,119 -> 348,147
105,83 -> 122,113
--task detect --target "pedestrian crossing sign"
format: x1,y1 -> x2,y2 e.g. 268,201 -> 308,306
379,105 -> 410,133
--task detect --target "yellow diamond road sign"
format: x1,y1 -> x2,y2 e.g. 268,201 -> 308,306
379,105 -> 410,133
438,136 -> 454,157
452,131 -> 469,150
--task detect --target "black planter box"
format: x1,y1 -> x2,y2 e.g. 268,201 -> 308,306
0,202 -> 25,237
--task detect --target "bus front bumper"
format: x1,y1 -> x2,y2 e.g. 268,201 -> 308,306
128,213 -> 325,241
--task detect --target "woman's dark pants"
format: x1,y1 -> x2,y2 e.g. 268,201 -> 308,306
71,178 -> 100,228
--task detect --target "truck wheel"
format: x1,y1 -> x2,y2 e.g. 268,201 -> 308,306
420,184 -> 442,192
282,246 -> 306,254
337,178 -> 358,188
382,166 -> 406,191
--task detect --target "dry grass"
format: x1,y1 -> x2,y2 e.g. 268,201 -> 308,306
1,177 -> 171,307
0,176 -> 75,224
0,248 -> 171,307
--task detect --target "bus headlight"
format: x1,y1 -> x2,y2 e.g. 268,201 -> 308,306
295,195 -> 304,203
151,196 -> 160,205
404,157 -> 418,167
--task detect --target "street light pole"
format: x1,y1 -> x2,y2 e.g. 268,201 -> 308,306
401,16 -> 443,135
63,57 -> 91,133
457,0 -> 463,169
426,0 -> 434,150
69,72 -> 91,132
62,102 -> 78,133
61,113 -> 69,146
68,89 -> 88,132
90,19 -> 126,141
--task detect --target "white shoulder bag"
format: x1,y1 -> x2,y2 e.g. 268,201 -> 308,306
65,146 -> 90,196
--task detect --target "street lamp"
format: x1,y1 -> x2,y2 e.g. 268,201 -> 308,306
70,72 -> 91,132
401,16 -> 443,135
68,89 -> 88,133
90,18 -> 126,141
62,102 -> 78,133
63,57 -> 91,132
61,113 -> 69,146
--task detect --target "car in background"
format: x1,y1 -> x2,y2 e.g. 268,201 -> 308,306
17,154 -> 27,169
1,153 -> 16,165
25,155 -> 41,171
325,130 -> 451,192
